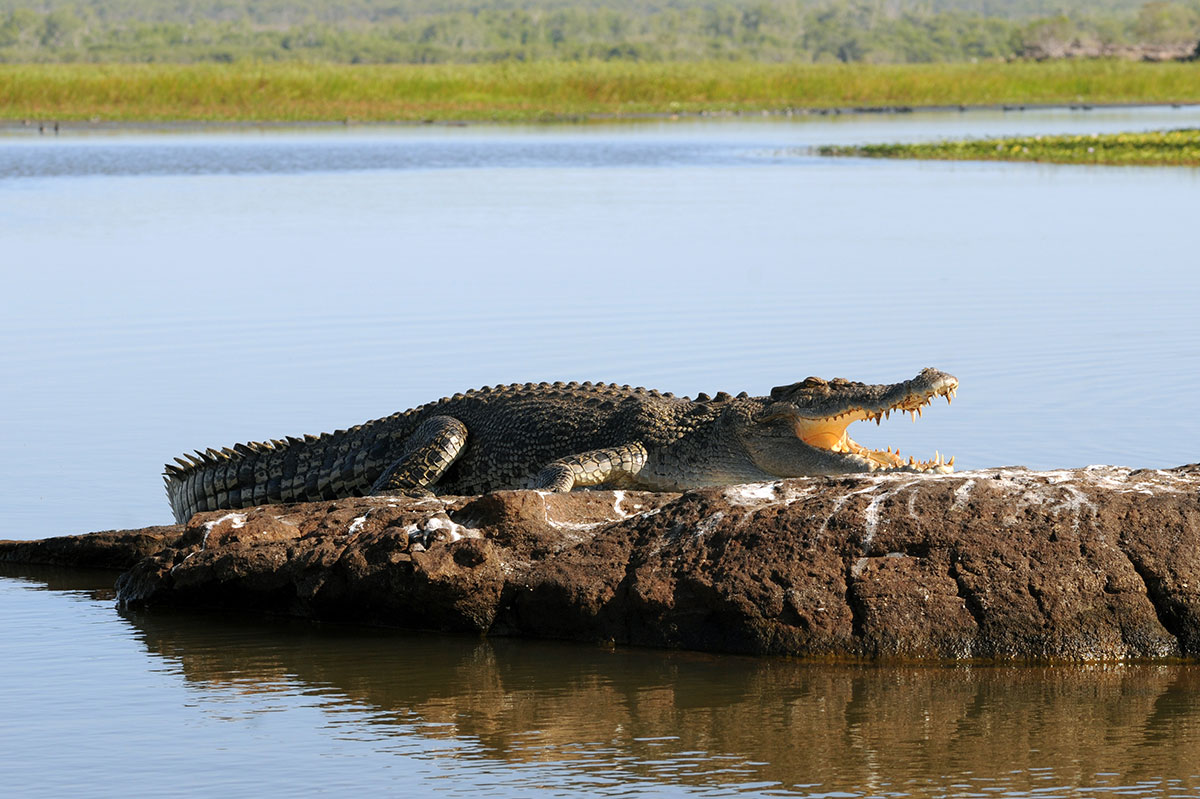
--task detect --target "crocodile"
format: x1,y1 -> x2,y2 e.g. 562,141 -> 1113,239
164,368 -> 959,523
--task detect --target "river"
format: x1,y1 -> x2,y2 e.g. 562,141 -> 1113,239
1,106 -> 1198,796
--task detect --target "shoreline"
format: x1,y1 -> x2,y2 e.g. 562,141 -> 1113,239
4,99 -> 1199,133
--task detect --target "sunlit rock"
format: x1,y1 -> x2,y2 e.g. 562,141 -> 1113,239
4,465 -> 1199,661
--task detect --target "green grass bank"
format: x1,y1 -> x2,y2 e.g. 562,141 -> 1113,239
2,60 -> 1199,123
819,128 -> 1200,166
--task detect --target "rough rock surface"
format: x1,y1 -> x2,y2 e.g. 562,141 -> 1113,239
4,465 -> 1199,660
0,525 -> 183,571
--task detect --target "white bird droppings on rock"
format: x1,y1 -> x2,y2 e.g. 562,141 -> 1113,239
201,512 -> 246,547
723,482 -> 781,506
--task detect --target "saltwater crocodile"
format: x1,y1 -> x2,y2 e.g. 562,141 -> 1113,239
164,368 -> 959,523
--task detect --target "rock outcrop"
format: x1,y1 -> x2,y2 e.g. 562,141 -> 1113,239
4,465 -> 1199,661
0,525 -> 183,571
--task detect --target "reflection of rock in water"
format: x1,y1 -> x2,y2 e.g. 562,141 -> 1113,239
121,603 -> 1200,794
0,562 -> 122,598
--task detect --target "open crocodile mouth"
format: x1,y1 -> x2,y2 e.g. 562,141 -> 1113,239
794,376 -> 958,473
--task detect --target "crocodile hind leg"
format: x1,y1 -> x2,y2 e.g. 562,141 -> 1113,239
369,416 -> 467,497
534,442 -> 649,492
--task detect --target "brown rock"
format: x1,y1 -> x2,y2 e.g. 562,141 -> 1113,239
6,467 -> 1200,660
0,525 -> 182,570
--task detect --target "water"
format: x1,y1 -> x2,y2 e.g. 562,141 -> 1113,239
2,107 -> 1199,795
3,564 -> 1199,797
2,107 -> 1199,537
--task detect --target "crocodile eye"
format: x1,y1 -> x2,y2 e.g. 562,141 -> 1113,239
771,377 -> 826,400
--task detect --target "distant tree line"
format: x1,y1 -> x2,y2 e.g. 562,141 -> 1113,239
1,0 -> 1198,63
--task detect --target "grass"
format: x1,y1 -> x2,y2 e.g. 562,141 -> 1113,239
1,60 -> 1199,123
819,128 -> 1200,166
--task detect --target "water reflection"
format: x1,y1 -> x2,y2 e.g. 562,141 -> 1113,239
0,563 -> 122,595
120,601 -> 1200,796
3,564 -> 1199,796
0,138 -> 736,179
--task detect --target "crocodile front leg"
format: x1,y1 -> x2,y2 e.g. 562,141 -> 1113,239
534,442 -> 649,492
369,416 -> 467,496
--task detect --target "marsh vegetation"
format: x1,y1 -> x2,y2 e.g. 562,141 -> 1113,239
4,60 -> 1200,122
819,127 -> 1200,165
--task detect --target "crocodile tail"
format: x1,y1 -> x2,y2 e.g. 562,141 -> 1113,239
163,411 -> 420,523
162,438 -> 303,524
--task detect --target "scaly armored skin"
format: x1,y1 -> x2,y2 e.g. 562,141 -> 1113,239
164,368 -> 959,523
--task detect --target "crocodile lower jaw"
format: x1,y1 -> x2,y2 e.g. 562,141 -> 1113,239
845,453 -> 954,475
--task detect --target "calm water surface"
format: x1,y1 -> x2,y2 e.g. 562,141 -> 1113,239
2,107 -> 1198,536
4,565 -> 1200,798
2,108 -> 1199,796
